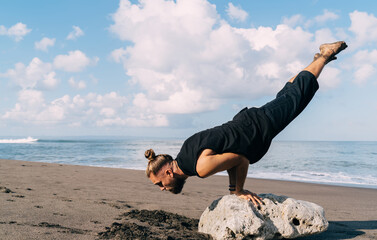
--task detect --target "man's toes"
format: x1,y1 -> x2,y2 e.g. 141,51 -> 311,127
339,41 -> 348,52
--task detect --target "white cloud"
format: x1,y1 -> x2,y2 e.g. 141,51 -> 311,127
314,10 -> 339,24
334,27 -> 349,40
2,89 -> 65,123
282,14 -> 305,28
1,51 -> 96,90
349,11 -> 377,48
226,3 -> 248,22
304,10 -> 339,29
121,94 -> 169,127
354,64 -> 375,85
2,57 -> 58,89
117,114 -> 168,127
35,37 -> 56,51
53,50 -> 96,72
2,1 -> 374,132
100,108 -> 116,117
66,26 -> 84,40
68,77 -> 86,90
43,72 -> 59,89
110,0 -> 218,41
234,26 -> 280,51
109,0 -> 347,125
132,84 -> 220,115
285,61 -> 305,75
317,66 -> 341,89
110,47 -> 128,63
256,62 -> 281,79
0,22 -> 31,41
18,89 -> 44,109
313,28 -> 337,47
2,91 -> 134,127
351,49 -> 377,85
71,92 -> 141,127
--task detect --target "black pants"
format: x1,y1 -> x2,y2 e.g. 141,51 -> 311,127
230,70 -> 319,163
260,70 -> 319,139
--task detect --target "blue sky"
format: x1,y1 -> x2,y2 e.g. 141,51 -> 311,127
1,0 -> 377,140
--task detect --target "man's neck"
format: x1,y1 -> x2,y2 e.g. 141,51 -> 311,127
173,160 -> 188,178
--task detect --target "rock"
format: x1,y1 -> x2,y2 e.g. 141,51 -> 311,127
198,194 -> 328,240
0,186 -> 13,193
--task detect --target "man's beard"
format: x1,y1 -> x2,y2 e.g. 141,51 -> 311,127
169,177 -> 186,194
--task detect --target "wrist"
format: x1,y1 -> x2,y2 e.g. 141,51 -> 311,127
234,188 -> 244,194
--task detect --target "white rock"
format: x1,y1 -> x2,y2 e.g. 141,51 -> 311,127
198,194 -> 328,240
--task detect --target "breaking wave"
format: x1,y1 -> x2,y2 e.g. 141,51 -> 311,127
0,137 -> 39,143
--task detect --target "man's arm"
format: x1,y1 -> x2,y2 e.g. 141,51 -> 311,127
227,167 -> 236,189
196,149 -> 263,206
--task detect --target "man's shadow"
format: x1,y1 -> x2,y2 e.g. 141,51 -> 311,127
299,220 -> 377,239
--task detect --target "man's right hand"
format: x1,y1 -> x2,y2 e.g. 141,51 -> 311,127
231,189 -> 263,207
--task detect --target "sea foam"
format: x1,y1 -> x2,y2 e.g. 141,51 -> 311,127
0,137 -> 38,143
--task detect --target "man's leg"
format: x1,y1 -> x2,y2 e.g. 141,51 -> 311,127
287,54 -> 318,83
261,41 -> 347,138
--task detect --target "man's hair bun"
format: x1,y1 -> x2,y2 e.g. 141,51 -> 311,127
145,149 -> 156,161
145,149 -> 173,177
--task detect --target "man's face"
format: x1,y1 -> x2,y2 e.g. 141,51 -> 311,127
149,166 -> 186,194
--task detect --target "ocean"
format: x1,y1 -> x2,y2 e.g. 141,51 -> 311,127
0,137 -> 376,189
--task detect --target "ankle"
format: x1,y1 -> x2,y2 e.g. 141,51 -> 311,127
318,55 -> 329,64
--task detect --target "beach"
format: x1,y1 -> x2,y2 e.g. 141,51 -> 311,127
1,159 -> 376,239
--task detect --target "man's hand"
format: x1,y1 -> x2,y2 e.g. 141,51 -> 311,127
231,189 -> 263,207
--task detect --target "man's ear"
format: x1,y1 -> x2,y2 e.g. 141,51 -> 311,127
165,168 -> 174,177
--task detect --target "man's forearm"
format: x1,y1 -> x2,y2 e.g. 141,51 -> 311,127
227,167 -> 236,191
227,156 -> 249,193
235,157 -> 249,192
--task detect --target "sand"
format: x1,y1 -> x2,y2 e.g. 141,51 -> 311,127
1,159 -> 376,239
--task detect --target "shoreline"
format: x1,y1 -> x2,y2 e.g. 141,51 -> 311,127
3,158 -> 377,191
1,159 -> 377,239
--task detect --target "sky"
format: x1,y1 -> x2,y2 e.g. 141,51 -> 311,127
1,0 -> 377,141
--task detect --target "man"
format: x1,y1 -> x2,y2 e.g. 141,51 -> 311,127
145,41 -> 347,206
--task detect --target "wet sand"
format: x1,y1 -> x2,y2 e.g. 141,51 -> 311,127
1,159 -> 376,239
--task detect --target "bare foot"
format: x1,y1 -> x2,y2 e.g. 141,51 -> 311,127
319,41 -> 348,64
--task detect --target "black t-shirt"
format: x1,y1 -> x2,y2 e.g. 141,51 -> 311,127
175,70 -> 318,177
176,107 -> 274,176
